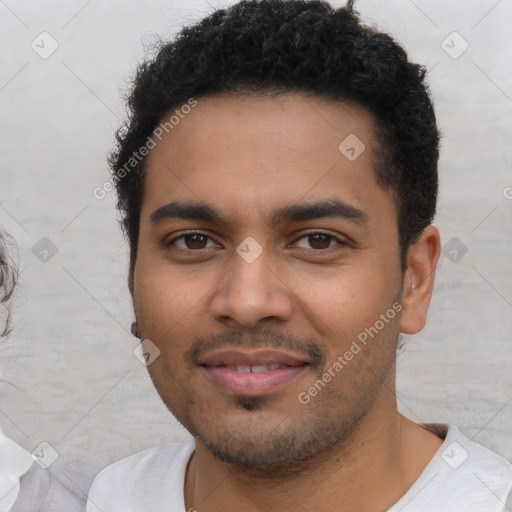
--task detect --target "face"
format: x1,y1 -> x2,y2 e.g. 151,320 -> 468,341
131,93 -> 405,469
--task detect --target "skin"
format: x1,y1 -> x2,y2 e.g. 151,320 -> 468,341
129,92 -> 442,511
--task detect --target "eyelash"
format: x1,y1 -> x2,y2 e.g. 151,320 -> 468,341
166,231 -> 346,252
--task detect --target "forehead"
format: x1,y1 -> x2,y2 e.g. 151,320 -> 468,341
141,92 -> 393,228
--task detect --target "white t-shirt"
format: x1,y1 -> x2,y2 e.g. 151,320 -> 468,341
0,427 -> 33,512
0,426 -> 86,512
87,424 -> 512,512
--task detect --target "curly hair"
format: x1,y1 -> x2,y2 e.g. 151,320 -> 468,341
109,0 -> 439,270
0,231 -> 17,338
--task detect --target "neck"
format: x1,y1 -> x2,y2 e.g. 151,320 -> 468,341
184,399 -> 443,512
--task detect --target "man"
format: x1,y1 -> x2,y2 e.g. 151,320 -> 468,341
87,0 -> 512,510
0,232 -> 86,511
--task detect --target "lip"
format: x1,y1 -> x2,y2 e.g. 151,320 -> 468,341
198,349 -> 309,367
198,349 -> 309,397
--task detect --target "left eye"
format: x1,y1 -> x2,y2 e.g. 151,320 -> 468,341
293,232 -> 342,250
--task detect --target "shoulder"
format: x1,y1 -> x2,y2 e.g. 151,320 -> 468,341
441,423 -> 512,481
441,423 -> 512,510
89,440 -> 195,491
87,440 -> 194,512
393,423 -> 512,512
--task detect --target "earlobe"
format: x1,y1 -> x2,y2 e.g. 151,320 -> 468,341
398,226 -> 441,335
131,321 -> 140,338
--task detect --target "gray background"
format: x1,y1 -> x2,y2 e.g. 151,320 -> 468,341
1,0 -> 511,498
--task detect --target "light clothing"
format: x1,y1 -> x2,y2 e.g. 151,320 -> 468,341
10,463 -> 86,512
0,427 -> 33,512
388,424 -> 512,511
87,423 -> 512,511
0,425 -> 85,512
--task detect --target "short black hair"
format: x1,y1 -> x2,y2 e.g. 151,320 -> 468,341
110,0 -> 439,270
0,232 -> 17,338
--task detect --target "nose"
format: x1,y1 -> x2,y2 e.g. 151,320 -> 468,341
210,246 -> 293,329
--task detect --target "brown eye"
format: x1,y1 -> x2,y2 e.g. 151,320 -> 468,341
183,234 -> 208,249
294,232 -> 342,250
308,233 -> 332,249
168,232 -> 217,250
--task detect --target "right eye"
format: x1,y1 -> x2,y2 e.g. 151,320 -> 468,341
166,232 -> 220,251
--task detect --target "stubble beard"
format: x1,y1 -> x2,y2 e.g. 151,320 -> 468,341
152,330 -> 398,479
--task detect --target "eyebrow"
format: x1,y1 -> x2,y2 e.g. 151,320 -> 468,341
150,199 -> 368,228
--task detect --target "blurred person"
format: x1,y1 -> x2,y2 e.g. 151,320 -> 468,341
87,1 -> 512,511
0,231 -> 32,511
0,231 -> 85,512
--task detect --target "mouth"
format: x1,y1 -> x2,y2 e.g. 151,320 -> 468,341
198,349 -> 310,397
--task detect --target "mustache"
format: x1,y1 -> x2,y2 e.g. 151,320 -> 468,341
185,327 -> 326,368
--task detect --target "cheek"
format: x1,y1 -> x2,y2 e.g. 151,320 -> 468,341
133,259 -> 205,342
296,264 -> 395,338
133,264 -> 200,393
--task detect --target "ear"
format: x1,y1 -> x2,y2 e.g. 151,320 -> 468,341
128,267 -> 140,337
399,225 -> 440,335
128,266 -> 135,297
